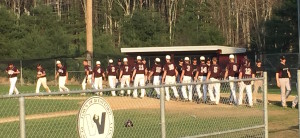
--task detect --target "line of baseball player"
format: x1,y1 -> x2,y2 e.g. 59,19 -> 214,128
4,54 -> 297,108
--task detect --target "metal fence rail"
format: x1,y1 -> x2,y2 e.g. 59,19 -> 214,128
0,74 -> 268,138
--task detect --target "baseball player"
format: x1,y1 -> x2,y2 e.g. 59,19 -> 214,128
131,56 -> 147,98
162,55 -> 180,101
116,59 -> 122,88
195,56 -> 208,102
36,64 -> 51,93
5,63 -> 20,95
180,57 -> 194,102
92,61 -> 105,95
253,59 -> 264,103
55,61 -> 70,93
148,58 -> 163,99
82,60 -> 93,90
107,59 -> 117,96
276,56 -> 291,108
224,54 -> 239,105
176,59 -> 184,83
238,59 -> 255,107
119,58 -> 133,96
206,57 -> 211,67
206,57 -> 222,105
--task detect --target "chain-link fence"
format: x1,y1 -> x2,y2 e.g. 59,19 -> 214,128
0,75 -> 268,138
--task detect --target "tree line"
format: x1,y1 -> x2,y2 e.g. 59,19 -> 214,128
0,0 -> 298,60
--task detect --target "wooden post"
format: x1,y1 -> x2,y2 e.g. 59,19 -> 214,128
86,0 -> 93,65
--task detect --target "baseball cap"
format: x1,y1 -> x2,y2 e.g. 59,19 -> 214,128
212,57 -> 217,61
256,59 -> 261,63
179,59 -> 183,62
200,56 -> 205,61
109,59 -> 113,63
280,56 -> 286,60
96,61 -> 101,65
166,55 -> 171,60
56,60 -> 61,64
137,56 -> 142,60
184,57 -> 189,61
193,58 -> 197,61
155,58 -> 160,62
118,59 -> 121,62
123,58 -> 128,62
229,54 -> 234,59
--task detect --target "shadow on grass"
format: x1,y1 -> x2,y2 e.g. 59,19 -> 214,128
269,125 -> 299,133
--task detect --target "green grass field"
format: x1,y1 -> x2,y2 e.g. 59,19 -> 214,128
0,85 -> 298,138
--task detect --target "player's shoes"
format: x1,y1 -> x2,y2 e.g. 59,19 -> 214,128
282,105 -> 287,108
292,105 -> 296,109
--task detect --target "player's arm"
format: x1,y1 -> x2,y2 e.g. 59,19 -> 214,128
180,70 -> 184,83
224,68 -> 228,80
119,70 -> 123,80
102,72 -> 106,81
288,69 -> 291,79
175,69 -> 178,77
206,71 -> 211,81
148,71 -> 154,81
14,69 -> 20,74
92,71 -> 95,82
194,70 -> 199,80
55,71 -> 59,79
131,69 -> 136,81
162,70 -> 167,83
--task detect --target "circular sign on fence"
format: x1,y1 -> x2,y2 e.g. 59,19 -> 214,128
78,96 -> 114,138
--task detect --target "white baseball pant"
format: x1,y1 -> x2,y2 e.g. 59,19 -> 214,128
108,76 -> 117,96
208,78 -> 220,104
165,76 -> 179,101
279,78 -> 291,107
238,82 -> 253,106
153,76 -> 162,97
59,76 -> 69,92
120,75 -> 131,95
182,76 -> 193,101
9,77 -> 19,95
93,77 -> 103,90
196,76 -> 207,101
133,74 -> 145,98
228,76 -> 237,104
36,77 -> 51,93
82,74 -> 92,90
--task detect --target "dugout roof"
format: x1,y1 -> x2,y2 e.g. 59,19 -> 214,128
121,45 -> 246,55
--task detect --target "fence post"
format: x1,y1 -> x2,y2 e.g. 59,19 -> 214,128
20,60 -> 23,86
160,86 -> 166,138
55,60 -> 57,86
263,72 -> 268,138
19,96 -> 26,138
297,70 -> 300,138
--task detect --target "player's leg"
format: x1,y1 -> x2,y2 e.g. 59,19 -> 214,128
246,84 -> 253,106
181,77 -> 188,100
187,77 -> 193,101
171,76 -> 179,99
120,77 -> 125,95
292,96 -> 298,108
238,82 -> 246,105
196,77 -> 201,98
202,76 -> 207,102
215,81 -> 220,104
125,76 -> 131,95
165,76 -> 171,101
60,76 -> 69,92
11,77 -> 19,95
279,78 -> 287,107
109,76 -> 116,96
94,77 -> 99,89
285,78 -> 291,99
208,79 -> 216,103
36,78 -> 42,93
253,80 -> 260,103
153,76 -> 160,98
41,78 -> 51,93
139,75 -> 146,98
82,76 -> 87,90
133,76 -> 139,98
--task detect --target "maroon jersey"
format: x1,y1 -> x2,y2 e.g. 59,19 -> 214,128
151,64 -> 163,76
226,62 -> 239,77
93,66 -> 104,78
6,66 -> 18,78
37,68 -> 46,78
276,63 -> 289,78
208,64 -> 221,78
134,63 -> 146,74
120,65 -> 133,76
192,64 -> 198,76
163,62 -> 176,76
182,64 -> 193,77
107,65 -> 117,76
197,63 -> 208,76
239,65 -> 254,85
57,66 -> 67,76
84,65 -> 93,75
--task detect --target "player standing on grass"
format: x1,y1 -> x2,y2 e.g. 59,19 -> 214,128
276,56 -> 291,108
5,63 -> 20,95
238,59 -> 255,107
82,60 -> 93,90
162,55 -> 180,101
195,56 -> 208,103
119,58 -> 132,96
132,56 -> 147,99
176,59 -> 184,83
253,59 -> 264,104
206,57 -> 222,105
36,64 -> 51,94
148,58 -> 163,99
55,61 -> 70,93
181,57 -> 194,102
107,59 -> 117,96
92,61 -> 105,96
224,54 -> 239,105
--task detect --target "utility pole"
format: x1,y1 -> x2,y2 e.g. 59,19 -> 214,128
298,0 -> 300,66
86,0 -> 93,65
